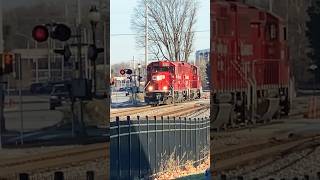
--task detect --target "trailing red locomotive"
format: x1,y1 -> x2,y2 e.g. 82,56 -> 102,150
144,60 -> 202,105
211,0 -> 294,129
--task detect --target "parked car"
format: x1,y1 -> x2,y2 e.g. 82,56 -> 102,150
49,84 -> 70,110
30,83 -> 46,94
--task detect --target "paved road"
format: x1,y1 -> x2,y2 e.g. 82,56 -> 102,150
3,95 -> 64,132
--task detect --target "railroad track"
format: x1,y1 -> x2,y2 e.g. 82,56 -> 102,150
210,101 -> 308,134
111,101 -> 209,119
110,104 -> 176,118
0,143 -> 108,177
154,104 -> 209,117
211,135 -> 320,175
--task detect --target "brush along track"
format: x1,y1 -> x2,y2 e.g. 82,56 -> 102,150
0,143 -> 108,177
211,135 -> 320,174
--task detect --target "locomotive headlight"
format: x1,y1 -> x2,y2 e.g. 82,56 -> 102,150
163,86 -> 168,91
148,86 -> 153,91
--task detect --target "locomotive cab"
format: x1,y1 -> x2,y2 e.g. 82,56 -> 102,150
145,60 -> 202,105
145,62 -> 175,105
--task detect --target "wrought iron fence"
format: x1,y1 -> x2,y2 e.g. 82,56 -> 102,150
110,116 -> 210,180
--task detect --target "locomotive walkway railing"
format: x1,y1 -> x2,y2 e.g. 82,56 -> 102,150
110,116 -> 210,180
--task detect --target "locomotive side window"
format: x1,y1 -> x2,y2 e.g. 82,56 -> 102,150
269,24 -> 277,40
153,66 -> 174,73
283,27 -> 287,40
212,20 -> 217,37
217,18 -> 230,36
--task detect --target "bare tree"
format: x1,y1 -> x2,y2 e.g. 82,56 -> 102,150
132,0 -> 199,62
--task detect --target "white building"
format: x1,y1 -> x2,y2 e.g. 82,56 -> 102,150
195,49 -> 210,67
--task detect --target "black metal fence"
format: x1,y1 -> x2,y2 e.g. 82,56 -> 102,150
110,116 -> 210,180
216,173 -> 320,180
5,171 -> 103,180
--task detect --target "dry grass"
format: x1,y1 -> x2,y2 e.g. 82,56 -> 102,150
153,148 -> 210,180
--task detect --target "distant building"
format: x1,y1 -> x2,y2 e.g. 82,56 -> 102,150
195,49 -> 210,67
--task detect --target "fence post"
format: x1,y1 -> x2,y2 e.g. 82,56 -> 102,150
185,117 -> 188,161
19,173 -> 29,180
179,117 -> 182,165
194,118 -> 197,165
201,117 -> 204,163
161,116 -> 164,164
154,116 -> 157,174
206,117 -> 209,153
116,117 -> 121,180
304,175 -> 309,180
54,171 -> 64,180
138,116 -> 141,179
127,116 -> 131,179
189,118 -> 192,161
237,176 -> 244,180
168,116 -> 172,157
173,116 -> 177,164
147,116 -> 150,173
220,174 -> 227,180
86,171 -> 94,180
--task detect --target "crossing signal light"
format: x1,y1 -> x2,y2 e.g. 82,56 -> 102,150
54,45 -> 72,62
120,69 -> 125,75
120,69 -> 133,75
51,24 -> 71,41
125,69 -> 132,75
32,23 -> 71,42
32,25 -> 49,42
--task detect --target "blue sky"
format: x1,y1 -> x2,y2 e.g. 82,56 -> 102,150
110,0 -> 210,65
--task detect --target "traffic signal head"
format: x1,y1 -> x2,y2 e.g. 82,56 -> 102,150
32,25 -> 49,42
51,24 -> 71,41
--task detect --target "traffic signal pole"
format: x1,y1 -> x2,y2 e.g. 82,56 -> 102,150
77,25 -> 87,137
91,21 -> 97,96
0,79 -> 4,149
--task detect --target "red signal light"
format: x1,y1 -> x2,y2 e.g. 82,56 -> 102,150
32,25 -> 49,42
120,69 -> 125,75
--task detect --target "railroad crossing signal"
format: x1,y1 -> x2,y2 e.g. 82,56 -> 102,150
32,23 -> 71,42
32,25 -> 49,42
120,69 -> 133,75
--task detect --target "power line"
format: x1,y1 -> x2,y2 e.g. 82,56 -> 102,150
111,30 -> 210,37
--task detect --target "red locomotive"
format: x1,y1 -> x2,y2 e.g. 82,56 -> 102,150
211,0 -> 293,129
144,60 -> 202,105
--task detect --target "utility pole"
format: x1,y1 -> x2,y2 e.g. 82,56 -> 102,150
269,0 -> 273,13
144,0 -> 148,76
0,0 -> 4,149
